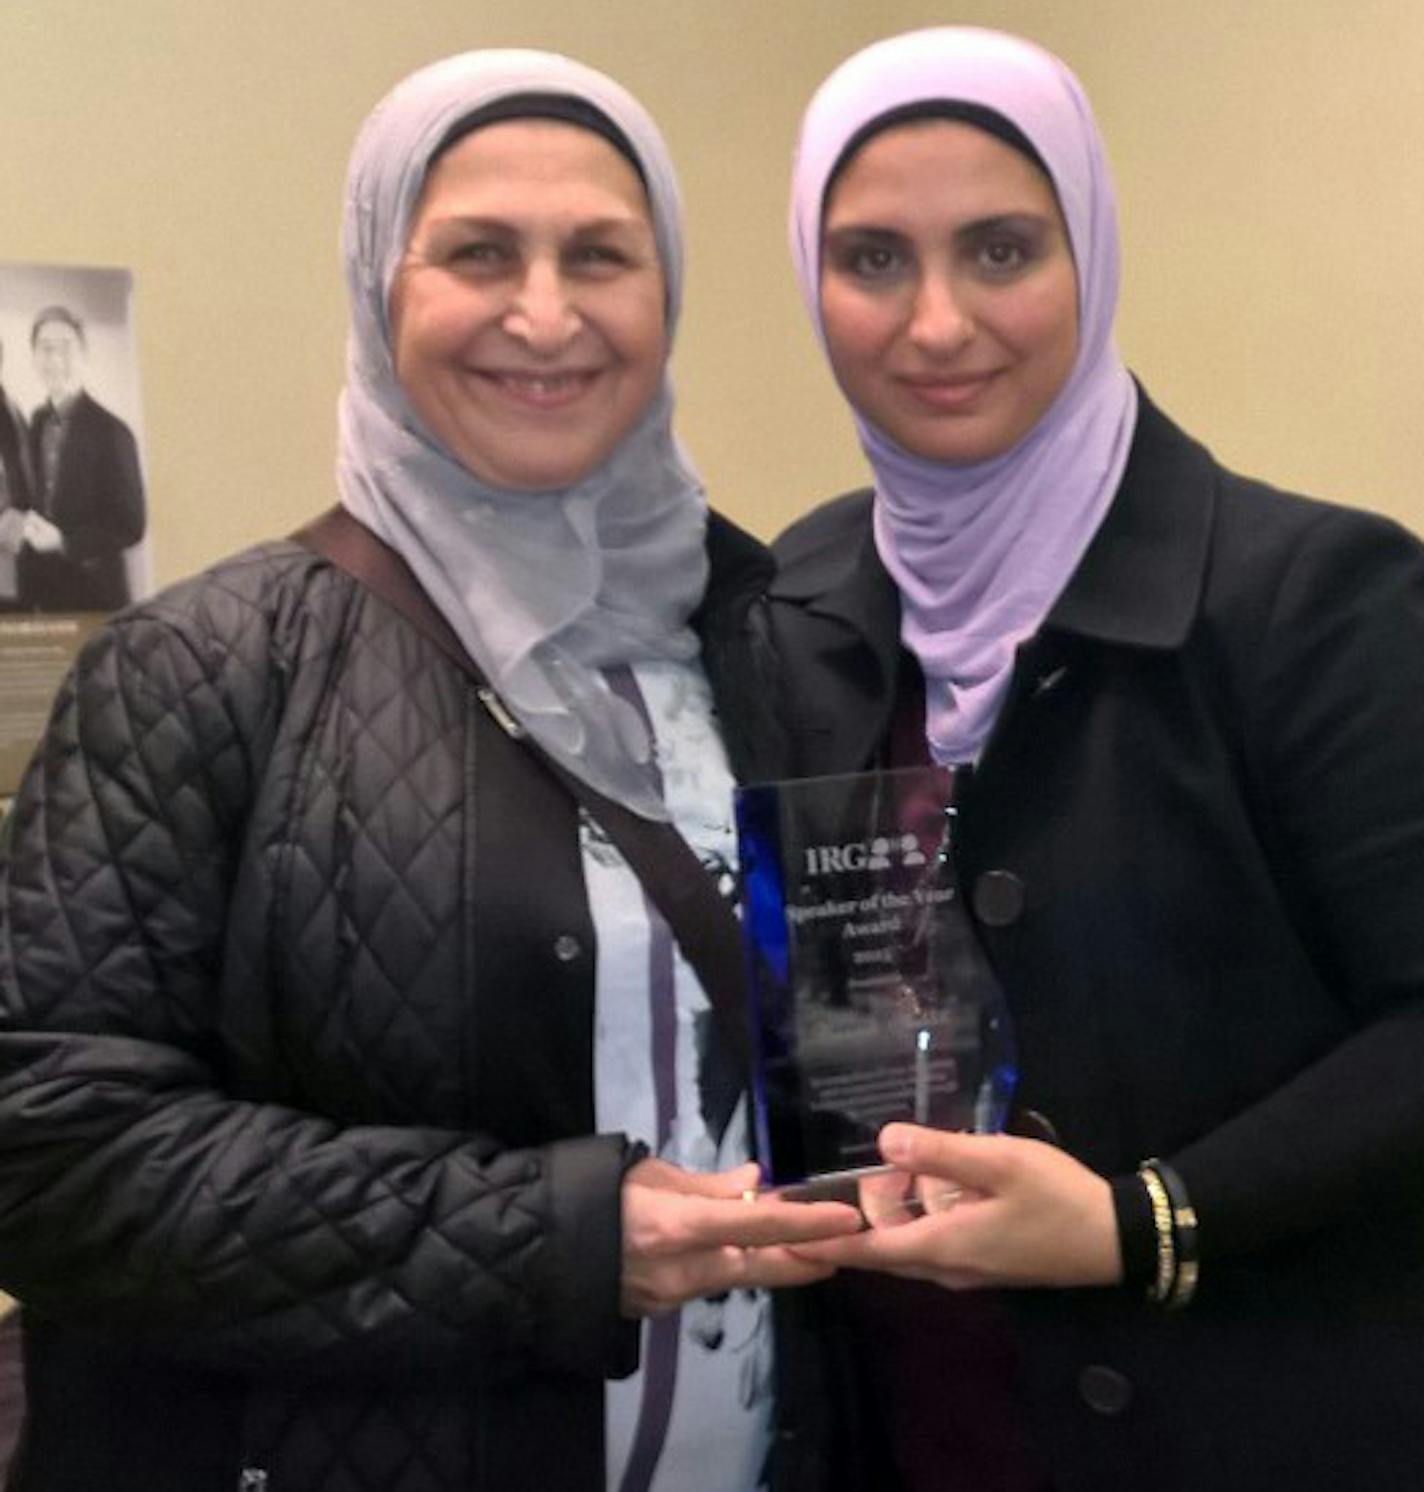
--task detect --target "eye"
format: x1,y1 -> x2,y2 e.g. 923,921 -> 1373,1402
825,233 -> 910,285
567,237 -> 644,279
447,240 -> 510,270
847,244 -> 903,279
962,217 -> 1057,281
567,241 -> 636,276
976,237 -> 1031,276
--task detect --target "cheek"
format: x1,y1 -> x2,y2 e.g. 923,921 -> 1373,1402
617,292 -> 670,391
1015,273 -> 1079,384
390,284 -> 471,400
386,278 -> 420,383
819,283 -> 895,383
395,301 -> 447,364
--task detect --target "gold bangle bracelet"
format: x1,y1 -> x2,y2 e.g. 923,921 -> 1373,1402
1145,1158 -> 1200,1310
1137,1163 -> 1177,1307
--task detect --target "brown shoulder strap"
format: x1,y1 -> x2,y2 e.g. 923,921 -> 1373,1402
292,507 -> 753,1077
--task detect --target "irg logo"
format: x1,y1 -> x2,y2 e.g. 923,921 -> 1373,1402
804,833 -> 926,876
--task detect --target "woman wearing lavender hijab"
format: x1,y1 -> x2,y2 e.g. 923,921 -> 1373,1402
771,26 -> 1424,1492
0,50 -> 862,1492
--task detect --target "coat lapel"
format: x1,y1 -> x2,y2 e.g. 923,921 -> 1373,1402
693,510 -> 784,784
772,491 -> 903,775
771,391 -> 1223,776
1044,392 -> 1217,650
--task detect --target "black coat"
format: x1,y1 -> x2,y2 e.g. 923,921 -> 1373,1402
768,394 -> 1424,1490
0,391 -> 29,511
0,512 -> 860,1491
21,390 -> 145,612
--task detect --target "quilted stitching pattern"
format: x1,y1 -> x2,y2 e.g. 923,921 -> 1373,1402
245,1379 -> 471,1489
0,542 -> 631,1488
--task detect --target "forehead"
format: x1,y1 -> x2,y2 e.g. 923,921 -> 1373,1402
412,118 -> 651,226
34,321 -> 82,348
824,118 -> 1063,230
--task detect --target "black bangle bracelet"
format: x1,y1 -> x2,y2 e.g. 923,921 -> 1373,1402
1144,1157 -> 1199,1309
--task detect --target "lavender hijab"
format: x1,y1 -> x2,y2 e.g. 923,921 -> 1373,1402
339,51 -> 706,820
790,28 -> 1137,763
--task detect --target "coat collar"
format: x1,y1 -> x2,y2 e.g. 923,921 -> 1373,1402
699,508 -> 774,617
1045,390 -> 1216,648
769,391 -> 1220,776
694,509 -> 782,785
779,389 -> 1218,667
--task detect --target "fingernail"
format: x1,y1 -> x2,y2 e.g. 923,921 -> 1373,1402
880,1125 -> 910,1165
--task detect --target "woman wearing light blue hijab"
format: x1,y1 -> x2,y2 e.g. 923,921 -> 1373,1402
0,50 -> 858,1492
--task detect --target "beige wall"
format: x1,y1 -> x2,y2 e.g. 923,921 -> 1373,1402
1,0 -> 1420,590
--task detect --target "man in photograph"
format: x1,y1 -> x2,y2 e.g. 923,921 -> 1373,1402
0,339 -> 30,606
0,340 -> 29,508
19,305 -> 145,613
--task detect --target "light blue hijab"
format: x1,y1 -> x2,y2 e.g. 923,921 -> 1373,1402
339,50 -> 707,819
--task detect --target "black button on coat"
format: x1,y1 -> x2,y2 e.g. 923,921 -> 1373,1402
767,392 -> 1424,1492
0,513 -> 867,1491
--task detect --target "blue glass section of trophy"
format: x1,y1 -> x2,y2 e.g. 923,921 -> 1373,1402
735,765 -> 1017,1189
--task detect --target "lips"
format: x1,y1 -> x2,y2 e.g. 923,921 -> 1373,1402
479,368 -> 602,410
896,370 -> 1001,413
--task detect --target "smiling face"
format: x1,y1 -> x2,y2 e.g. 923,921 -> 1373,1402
388,118 -> 667,491
819,119 -> 1079,465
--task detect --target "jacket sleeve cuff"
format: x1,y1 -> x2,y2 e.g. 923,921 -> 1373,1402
1111,1171 -> 1157,1293
537,1133 -> 645,1380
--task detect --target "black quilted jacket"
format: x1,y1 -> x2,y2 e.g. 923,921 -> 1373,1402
0,514 -> 842,1492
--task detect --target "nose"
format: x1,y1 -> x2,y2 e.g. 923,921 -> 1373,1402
503,257 -> 580,354
907,271 -> 973,357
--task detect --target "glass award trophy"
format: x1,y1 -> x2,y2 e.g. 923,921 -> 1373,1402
735,765 -> 1016,1219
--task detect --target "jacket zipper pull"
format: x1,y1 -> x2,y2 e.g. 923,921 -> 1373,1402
238,1470 -> 269,1491
476,686 -> 526,739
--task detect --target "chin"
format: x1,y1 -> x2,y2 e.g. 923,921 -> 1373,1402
892,425 -> 1016,467
472,456 -> 601,493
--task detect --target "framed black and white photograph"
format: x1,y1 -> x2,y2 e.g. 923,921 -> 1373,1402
0,262 -> 151,792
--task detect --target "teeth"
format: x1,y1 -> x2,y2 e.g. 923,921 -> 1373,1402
499,373 -> 586,391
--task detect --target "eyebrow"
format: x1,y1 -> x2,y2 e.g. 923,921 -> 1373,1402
423,213 -> 647,236
826,211 -> 1055,240
956,212 -> 1055,236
